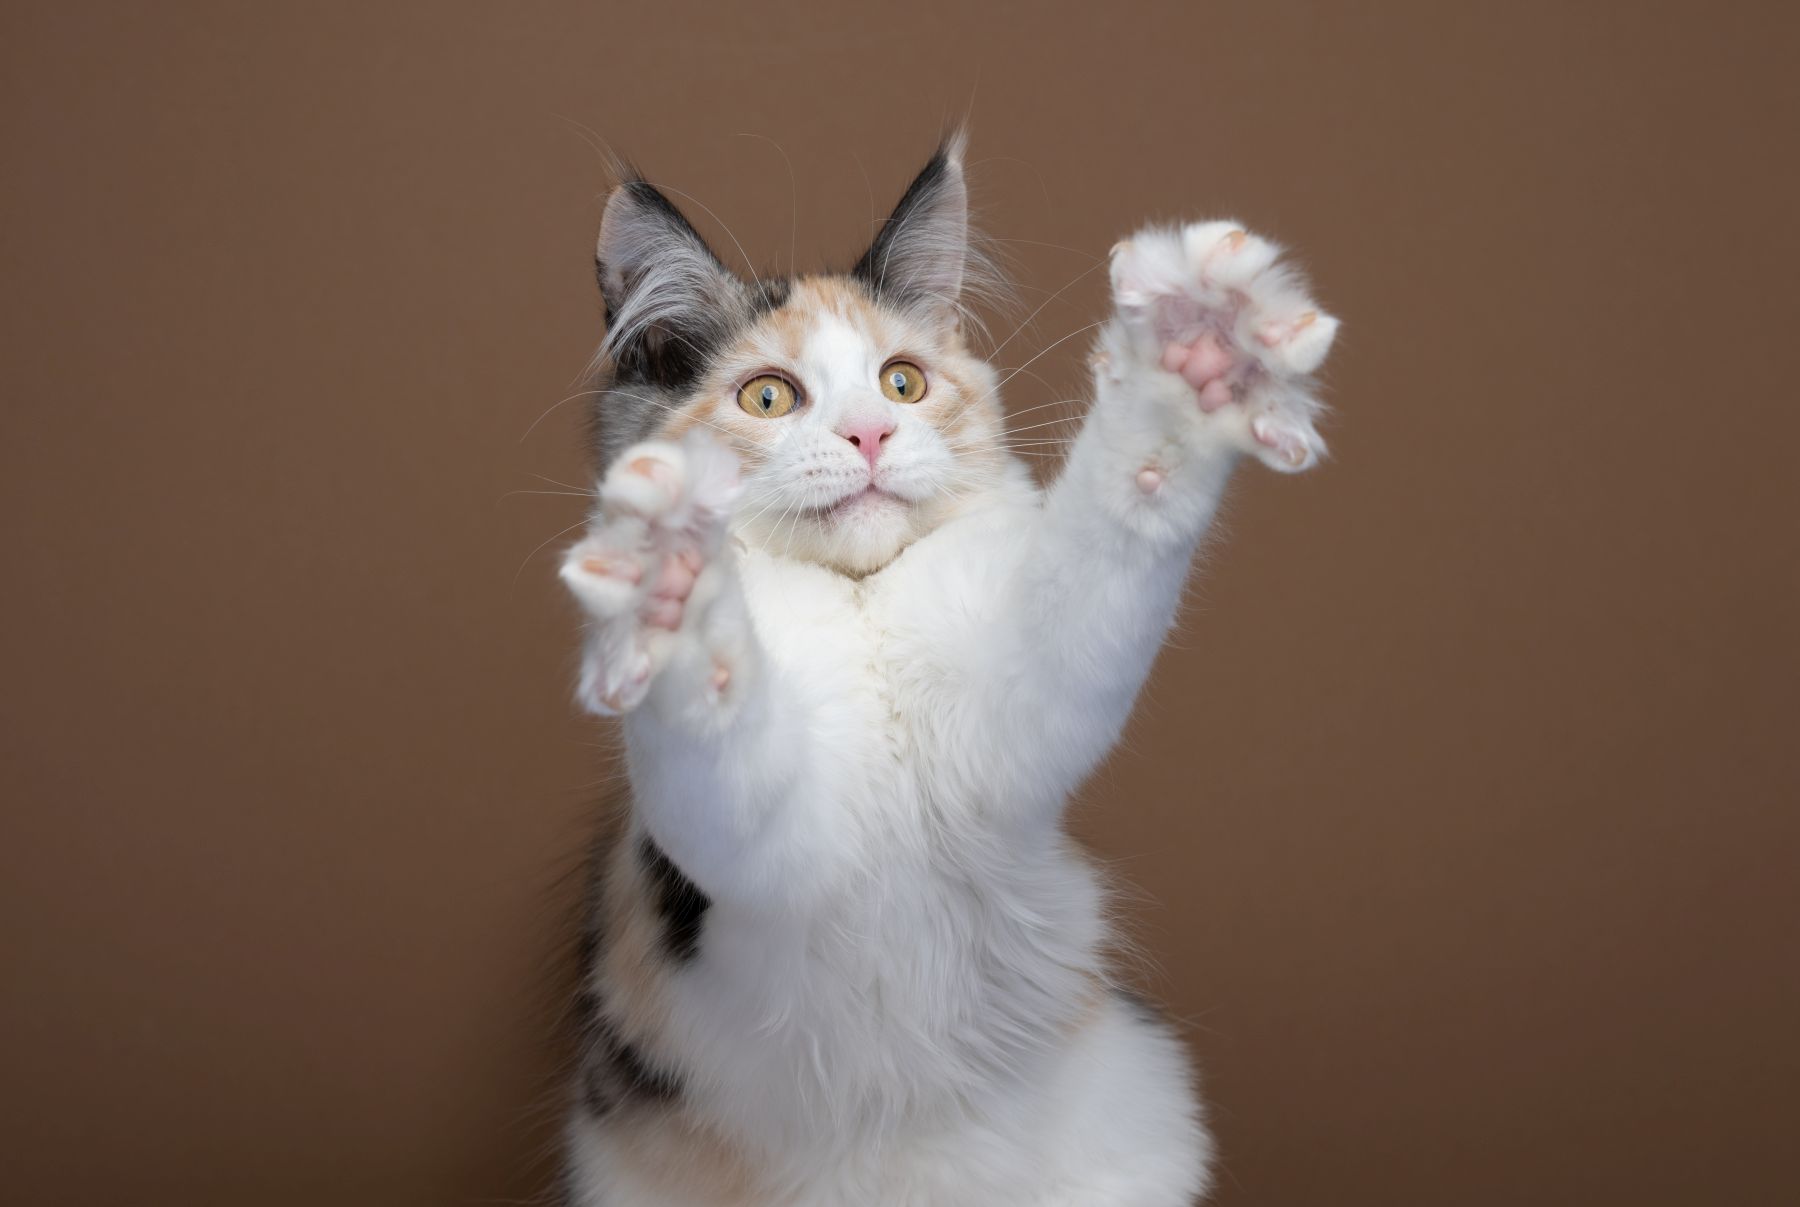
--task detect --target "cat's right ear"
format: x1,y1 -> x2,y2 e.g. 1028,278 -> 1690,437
596,179 -> 743,389
851,132 -> 970,320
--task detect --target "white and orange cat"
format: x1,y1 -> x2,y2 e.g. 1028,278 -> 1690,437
557,133 -> 1337,1206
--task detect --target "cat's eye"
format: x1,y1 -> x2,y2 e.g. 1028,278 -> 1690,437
879,360 -> 927,404
737,374 -> 800,418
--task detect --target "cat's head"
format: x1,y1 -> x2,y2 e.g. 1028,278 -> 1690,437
588,135 -> 1013,576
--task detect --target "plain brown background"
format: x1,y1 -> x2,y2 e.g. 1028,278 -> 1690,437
4,2 -> 1796,1204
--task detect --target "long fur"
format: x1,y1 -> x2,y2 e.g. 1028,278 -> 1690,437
553,134 -> 1337,1206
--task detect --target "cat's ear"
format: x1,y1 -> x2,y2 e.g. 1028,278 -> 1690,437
596,178 -> 744,389
852,132 -> 970,319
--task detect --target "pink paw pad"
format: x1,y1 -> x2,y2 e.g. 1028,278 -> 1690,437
1136,467 -> 1165,495
1161,334 -> 1236,411
650,554 -> 697,600
644,596 -> 684,630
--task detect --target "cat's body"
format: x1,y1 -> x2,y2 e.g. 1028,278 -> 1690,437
557,135 -> 1337,1206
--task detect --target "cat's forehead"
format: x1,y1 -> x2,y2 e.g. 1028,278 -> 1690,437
730,277 -> 916,368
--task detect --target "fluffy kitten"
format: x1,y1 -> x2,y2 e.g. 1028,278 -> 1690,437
556,133 -> 1337,1206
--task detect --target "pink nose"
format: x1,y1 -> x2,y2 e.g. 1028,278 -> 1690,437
837,418 -> 896,471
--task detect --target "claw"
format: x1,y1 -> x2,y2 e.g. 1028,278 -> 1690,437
1258,310 -> 1319,348
580,554 -> 641,583
1251,416 -> 1314,469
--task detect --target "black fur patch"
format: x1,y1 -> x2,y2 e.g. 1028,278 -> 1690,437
606,309 -> 718,394
578,1008 -> 684,1118
751,275 -> 792,315
639,835 -> 710,962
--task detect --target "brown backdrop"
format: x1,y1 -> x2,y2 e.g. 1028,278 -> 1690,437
3,2 -> 1796,1204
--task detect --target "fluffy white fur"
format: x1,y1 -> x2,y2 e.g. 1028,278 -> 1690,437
559,202 -> 1336,1204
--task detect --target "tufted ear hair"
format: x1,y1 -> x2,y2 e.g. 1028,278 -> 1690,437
851,131 -> 970,320
595,178 -> 745,390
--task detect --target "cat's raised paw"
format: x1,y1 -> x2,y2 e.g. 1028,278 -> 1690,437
1110,221 -> 1337,473
560,433 -> 742,714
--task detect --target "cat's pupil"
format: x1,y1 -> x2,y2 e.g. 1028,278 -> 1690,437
890,372 -> 907,395
761,384 -> 777,408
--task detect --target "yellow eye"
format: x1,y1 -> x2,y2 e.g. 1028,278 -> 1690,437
879,360 -> 927,403
736,374 -> 799,418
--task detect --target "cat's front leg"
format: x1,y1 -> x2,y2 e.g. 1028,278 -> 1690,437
560,435 -> 829,905
978,221 -> 1338,811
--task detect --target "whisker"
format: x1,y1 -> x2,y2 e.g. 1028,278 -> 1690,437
735,132 -> 798,277
519,388 -> 605,443
739,484 -> 791,532
499,488 -> 595,502
1006,413 -> 1085,436
1001,397 -> 1087,423
985,260 -> 1108,362
946,319 -> 1108,429
531,472 -> 595,494
512,517 -> 591,591
989,235 -> 1104,264
604,386 -> 738,442
994,365 -> 1061,397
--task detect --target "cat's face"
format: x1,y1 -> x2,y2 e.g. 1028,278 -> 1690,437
590,136 -> 1008,575
664,278 -> 1005,574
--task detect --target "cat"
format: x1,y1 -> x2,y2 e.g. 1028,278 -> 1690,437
555,131 -> 1337,1206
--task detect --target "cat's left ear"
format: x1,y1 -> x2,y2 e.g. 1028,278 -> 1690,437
595,178 -> 746,390
852,131 -> 969,320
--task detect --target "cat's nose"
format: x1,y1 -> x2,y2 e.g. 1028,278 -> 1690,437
837,417 -> 896,471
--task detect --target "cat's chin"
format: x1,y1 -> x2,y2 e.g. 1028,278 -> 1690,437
766,490 -> 923,577
825,492 -> 917,574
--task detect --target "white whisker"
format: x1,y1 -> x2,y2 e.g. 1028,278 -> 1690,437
519,388 -> 604,443
512,517 -> 591,590
735,132 -> 798,277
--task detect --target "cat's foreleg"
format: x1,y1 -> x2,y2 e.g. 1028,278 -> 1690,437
978,222 -> 1337,810
560,435 -> 833,905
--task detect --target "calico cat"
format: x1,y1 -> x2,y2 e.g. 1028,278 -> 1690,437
556,132 -> 1337,1206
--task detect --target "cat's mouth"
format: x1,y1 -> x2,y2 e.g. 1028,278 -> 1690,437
811,485 -> 904,519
